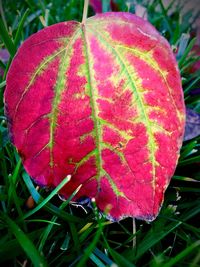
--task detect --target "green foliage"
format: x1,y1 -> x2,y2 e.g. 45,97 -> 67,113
0,0 -> 199,266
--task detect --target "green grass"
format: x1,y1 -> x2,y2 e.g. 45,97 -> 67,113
0,0 -> 200,266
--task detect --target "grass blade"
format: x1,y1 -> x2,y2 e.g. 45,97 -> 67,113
179,155 -> 200,166
0,18 -> 16,57
102,234 -> 136,267
76,200 -> 104,267
21,172 -> 83,223
93,248 -> 114,265
0,229 -> 44,262
0,80 -> 6,89
89,253 -> 106,267
0,212 -> 47,267
14,9 -> 30,46
180,141 -> 197,159
184,76 -> 200,95
178,37 -> 197,68
22,173 -> 71,218
162,241 -> 200,267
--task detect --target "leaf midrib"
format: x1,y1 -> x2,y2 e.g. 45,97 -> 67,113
81,25 -> 103,183
86,26 -> 158,204
81,25 -> 130,198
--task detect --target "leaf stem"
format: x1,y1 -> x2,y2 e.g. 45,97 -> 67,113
82,0 -> 89,24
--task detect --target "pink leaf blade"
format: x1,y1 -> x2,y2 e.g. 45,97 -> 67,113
4,13 -> 185,221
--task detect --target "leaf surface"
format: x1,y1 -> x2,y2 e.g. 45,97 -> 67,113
4,12 -> 185,221
184,108 -> 200,141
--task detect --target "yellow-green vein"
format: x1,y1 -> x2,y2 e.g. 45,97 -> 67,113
87,26 -> 158,201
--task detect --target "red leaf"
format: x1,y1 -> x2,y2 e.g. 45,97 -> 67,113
190,45 -> 200,73
4,13 -> 185,221
184,108 -> 200,141
90,0 -> 102,13
110,0 -> 119,12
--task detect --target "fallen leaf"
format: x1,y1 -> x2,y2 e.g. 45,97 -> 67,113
4,13 -> 185,221
184,108 -> 200,141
